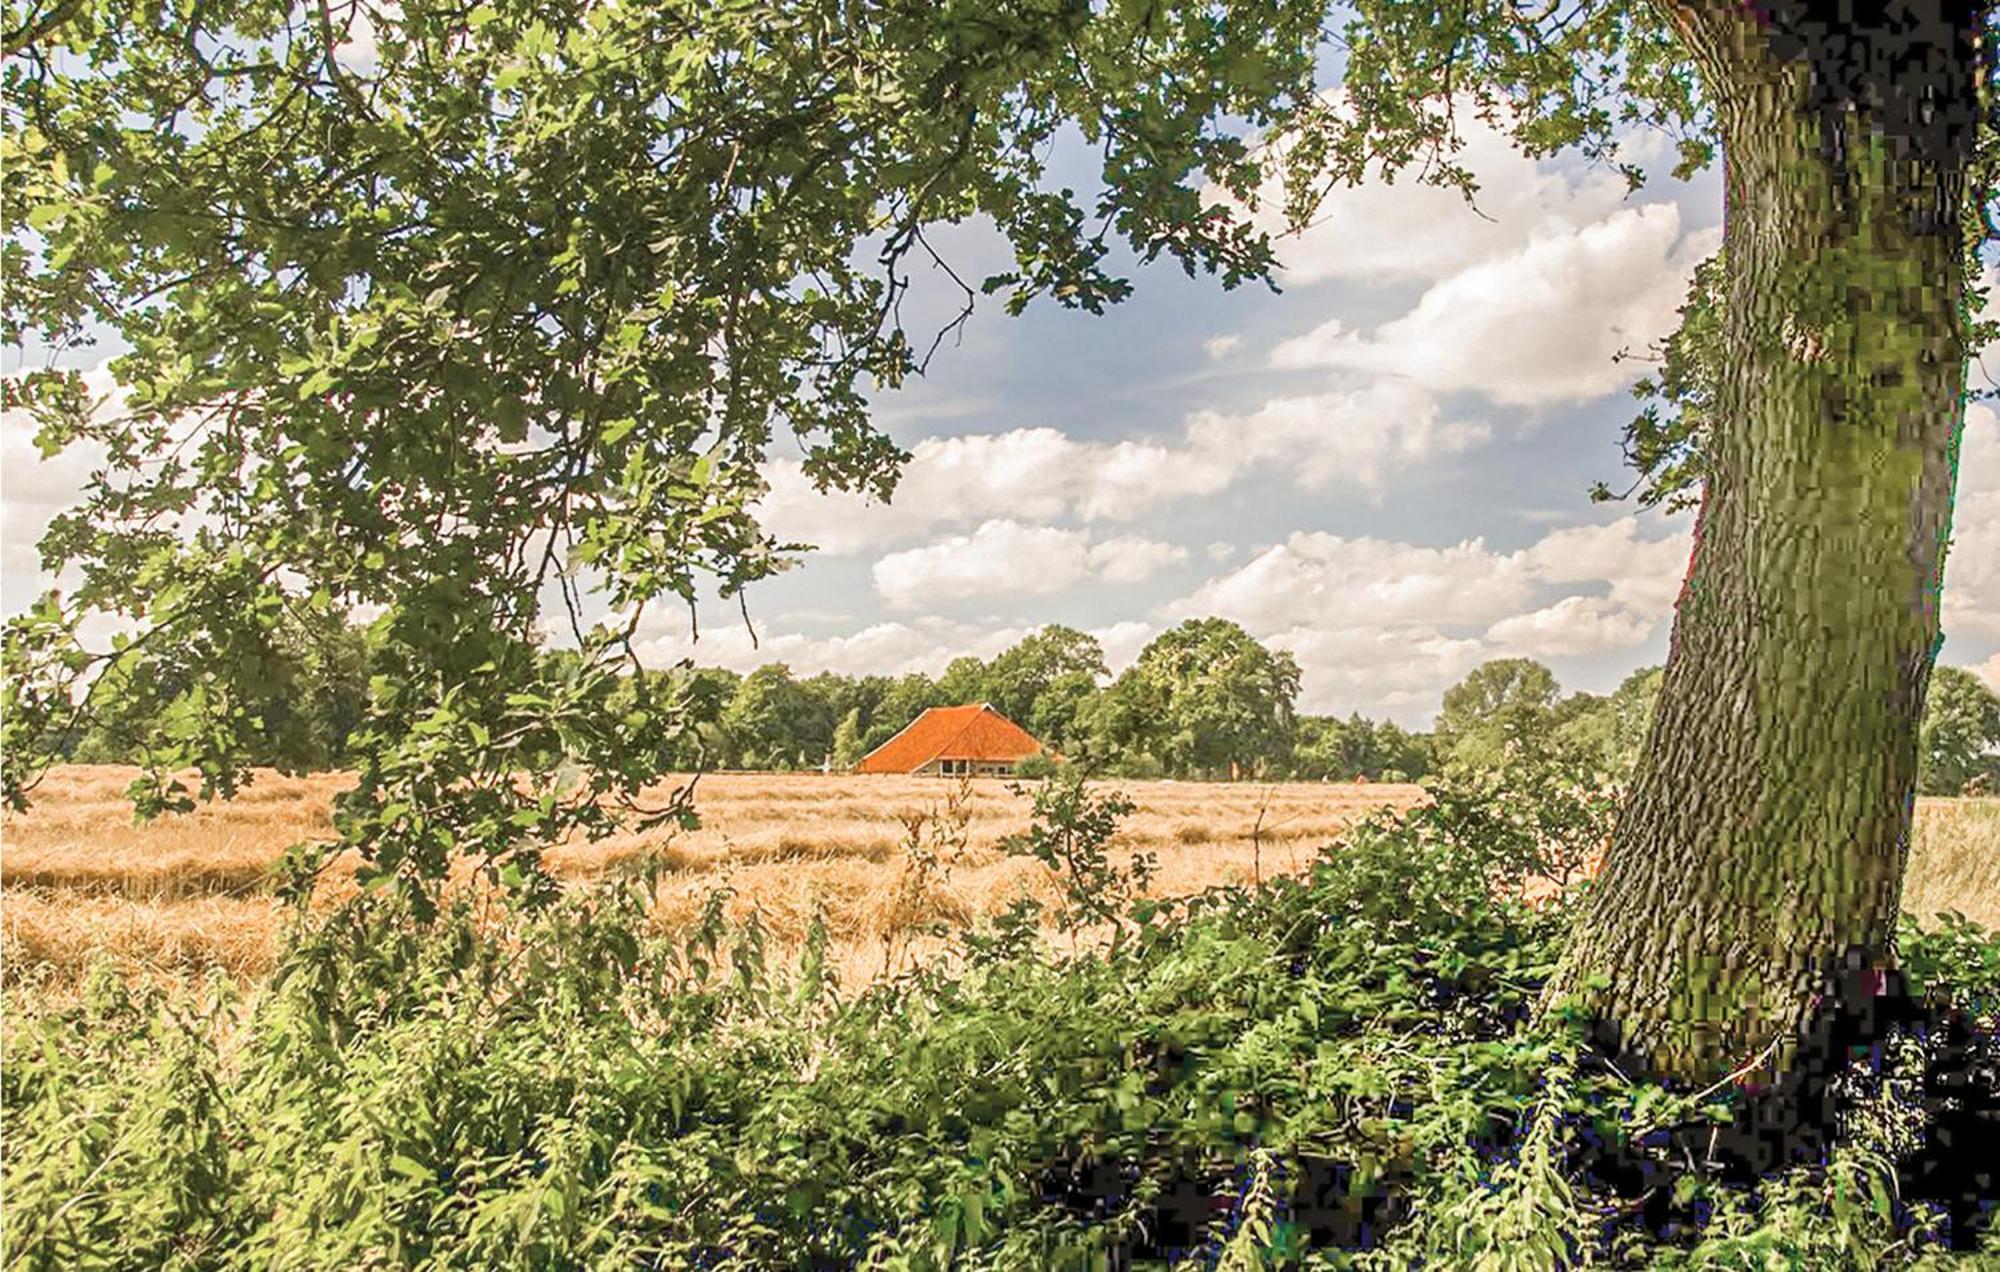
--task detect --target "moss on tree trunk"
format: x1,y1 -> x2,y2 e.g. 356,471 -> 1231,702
1548,6 -> 1975,1084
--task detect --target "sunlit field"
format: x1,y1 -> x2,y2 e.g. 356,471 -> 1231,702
2,767 -> 1424,992
4,766 -> 1995,997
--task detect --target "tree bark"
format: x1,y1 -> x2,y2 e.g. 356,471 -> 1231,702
1547,3 -> 1977,1084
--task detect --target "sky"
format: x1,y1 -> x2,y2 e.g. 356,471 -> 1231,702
6,114 -> 1999,728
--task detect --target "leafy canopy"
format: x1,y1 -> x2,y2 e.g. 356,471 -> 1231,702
3,0 -> 1730,899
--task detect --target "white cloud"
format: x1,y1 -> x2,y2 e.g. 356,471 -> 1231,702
633,613 -> 1033,679
1270,204 -> 1720,408
759,380 -> 1490,553
1091,619 -> 1155,674
871,520 -> 1184,610
1484,595 -> 1656,657
1183,380 -> 1490,496
1203,334 -> 1244,359
1163,516 -> 1692,721
1970,651 -> 2000,694
1524,517 -> 1694,614
1206,541 -> 1238,563
1088,535 -> 1189,585
631,610 -> 1161,684
1251,108 -> 1641,287
1169,532 -> 1540,633
1265,626 -> 1491,716
1943,403 -> 2000,639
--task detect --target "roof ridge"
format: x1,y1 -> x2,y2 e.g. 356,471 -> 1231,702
907,703 -> 986,771
854,705 -> 947,769
854,702 -> 1038,773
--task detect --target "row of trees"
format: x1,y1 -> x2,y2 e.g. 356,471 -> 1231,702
51,611 -> 2000,793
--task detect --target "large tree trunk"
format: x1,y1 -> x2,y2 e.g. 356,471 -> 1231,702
1548,4 -> 1977,1084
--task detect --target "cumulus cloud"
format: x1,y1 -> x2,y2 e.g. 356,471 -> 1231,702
1250,109 -> 1642,287
632,610 -> 1157,683
1203,334 -> 1244,359
1183,381 -> 1491,494
1971,651 -> 2000,694
1484,595 -> 1656,658
871,520 -> 1185,610
633,614 -> 1032,679
1524,518 -> 1694,614
1270,204 -> 1720,408
758,380 -> 1489,554
1091,619 -> 1156,674
1169,532 -> 1541,633
1163,516 -> 1693,719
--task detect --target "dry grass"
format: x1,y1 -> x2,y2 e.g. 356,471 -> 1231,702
2,767 -> 1418,991
1904,796 -> 2000,927
4,766 -> 1995,995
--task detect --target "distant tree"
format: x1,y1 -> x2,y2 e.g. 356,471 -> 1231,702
666,667 -> 744,770
1288,715 -> 1353,781
1555,666 -> 1665,780
934,656 -> 991,708
722,665 -> 822,770
1918,667 -> 2000,796
65,611 -> 379,773
1434,659 -> 1561,772
1028,669 -> 1103,759
984,626 -> 1108,726
830,707 -> 867,770
1372,721 -> 1433,782
1119,619 -> 1301,780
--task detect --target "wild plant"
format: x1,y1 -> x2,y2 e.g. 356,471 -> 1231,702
879,776 -> 975,976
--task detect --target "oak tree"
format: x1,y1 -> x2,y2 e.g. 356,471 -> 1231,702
4,0 -> 1993,1079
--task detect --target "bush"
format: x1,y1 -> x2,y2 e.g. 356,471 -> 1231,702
1013,750 -> 1061,780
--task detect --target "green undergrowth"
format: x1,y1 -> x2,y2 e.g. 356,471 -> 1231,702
5,777 -> 1998,1270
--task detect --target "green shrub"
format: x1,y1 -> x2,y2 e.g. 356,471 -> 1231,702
1013,750 -> 1061,781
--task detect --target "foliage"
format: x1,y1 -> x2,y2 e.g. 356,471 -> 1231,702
7,771 -> 1997,1269
1918,666 -> 2000,797
1099,618 -> 1303,780
1002,768 -> 1148,943
981,626 -> 1108,728
1434,658 -> 1562,773
1012,749 -> 1062,781
1289,713 -> 1434,783
1594,251 -> 1724,516
1552,665 -> 1664,783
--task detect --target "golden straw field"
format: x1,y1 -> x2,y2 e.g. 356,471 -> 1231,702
3,765 -> 1996,995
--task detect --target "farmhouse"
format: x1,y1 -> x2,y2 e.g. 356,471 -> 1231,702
853,703 -> 1048,777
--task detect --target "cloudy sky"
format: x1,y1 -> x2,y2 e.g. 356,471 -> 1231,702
6,116 -> 1998,727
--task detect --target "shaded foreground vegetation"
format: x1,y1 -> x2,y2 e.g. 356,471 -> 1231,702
5,774 -> 1998,1268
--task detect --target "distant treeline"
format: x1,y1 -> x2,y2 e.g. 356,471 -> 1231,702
45,614 -> 2000,793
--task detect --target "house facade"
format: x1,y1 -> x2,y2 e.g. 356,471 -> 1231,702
853,704 -> 1048,776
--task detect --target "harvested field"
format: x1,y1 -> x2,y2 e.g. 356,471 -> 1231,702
2,767 -> 1419,990
4,766 -> 1995,992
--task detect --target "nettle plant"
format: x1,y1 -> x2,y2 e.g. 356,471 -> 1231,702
1003,769 -> 1172,954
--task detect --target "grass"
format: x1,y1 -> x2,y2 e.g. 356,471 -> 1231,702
2,767 -> 1424,993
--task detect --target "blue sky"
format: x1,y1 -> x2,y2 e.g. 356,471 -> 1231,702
6,114 -> 1998,728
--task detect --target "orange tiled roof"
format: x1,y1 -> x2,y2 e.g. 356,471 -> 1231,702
853,704 -> 1046,774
